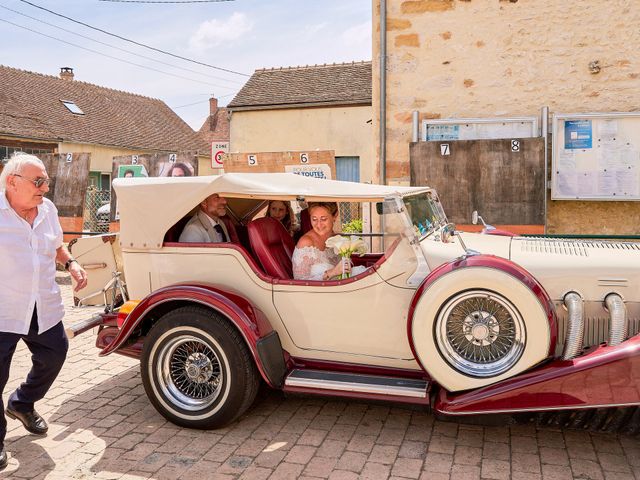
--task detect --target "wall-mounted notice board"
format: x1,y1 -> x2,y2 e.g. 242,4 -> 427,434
552,112 -> 640,201
422,117 -> 538,141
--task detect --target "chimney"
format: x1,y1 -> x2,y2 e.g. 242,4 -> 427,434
60,67 -> 74,81
209,97 -> 219,115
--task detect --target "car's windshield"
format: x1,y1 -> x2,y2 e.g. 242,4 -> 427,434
402,191 -> 448,238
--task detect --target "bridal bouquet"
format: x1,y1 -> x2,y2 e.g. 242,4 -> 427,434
325,235 -> 368,279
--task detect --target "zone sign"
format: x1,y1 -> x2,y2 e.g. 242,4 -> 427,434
211,142 -> 229,167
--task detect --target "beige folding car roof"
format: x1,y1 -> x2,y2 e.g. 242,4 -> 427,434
113,173 -> 432,249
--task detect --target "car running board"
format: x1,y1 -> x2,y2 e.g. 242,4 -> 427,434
284,369 -> 429,401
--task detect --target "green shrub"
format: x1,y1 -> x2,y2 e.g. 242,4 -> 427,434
342,218 -> 363,234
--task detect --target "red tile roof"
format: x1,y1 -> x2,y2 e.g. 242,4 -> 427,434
198,108 -> 230,144
228,61 -> 372,110
0,65 -> 208,153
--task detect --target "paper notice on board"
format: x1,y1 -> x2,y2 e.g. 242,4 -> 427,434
577,172 -> 597,196
598,119 -> 618,141
598,171 -> 618,196
557,172 -> 578,197
616,170 -> 639,196
426,124 -> 460,141
598,141 -> 636,170
564,120 -> 593,149
557,150 -> 577,171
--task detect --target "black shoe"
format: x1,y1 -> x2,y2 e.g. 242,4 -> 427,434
0,447 -> 7,470
5,407 -> 48,435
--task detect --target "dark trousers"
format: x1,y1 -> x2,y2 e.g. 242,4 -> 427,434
0,307 -> 68,448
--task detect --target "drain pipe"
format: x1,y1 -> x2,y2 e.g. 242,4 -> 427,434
562,292 -> 584,360
379,0 -> 387,185
412,111 -> 419,143
541,106 -> 549,234
605,293 -> 627,346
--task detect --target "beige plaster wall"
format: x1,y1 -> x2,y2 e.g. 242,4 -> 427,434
59,142 -> 142,173
372,0 -> 640,233
229,105 -> 374,183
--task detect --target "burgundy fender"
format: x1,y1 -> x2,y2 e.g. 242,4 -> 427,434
100,283 -> 280,387
436,334 -> 640,414
407,254 -> 558,374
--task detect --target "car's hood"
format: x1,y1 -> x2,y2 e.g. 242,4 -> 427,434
452,233 -> 640,302
509,237 -> 640,302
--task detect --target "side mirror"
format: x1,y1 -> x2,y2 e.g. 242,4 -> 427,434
472,210 -> 496,232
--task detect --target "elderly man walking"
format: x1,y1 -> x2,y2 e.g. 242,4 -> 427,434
0,153 -> 87,470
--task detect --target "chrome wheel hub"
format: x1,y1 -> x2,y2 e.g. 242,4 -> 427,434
436,290 -> 525,377
156,335 -> 223,411
185,352 -> 214,383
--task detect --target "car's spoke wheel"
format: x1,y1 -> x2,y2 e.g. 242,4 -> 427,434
436,290 -> 525,378
158,336 -> 223,410
410,266 -> 551,392
141,306 -> 259,429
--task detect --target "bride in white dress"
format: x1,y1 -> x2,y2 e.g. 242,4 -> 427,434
292,202 -> 366,281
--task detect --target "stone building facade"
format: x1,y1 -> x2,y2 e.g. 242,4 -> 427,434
372,0 -> 640,233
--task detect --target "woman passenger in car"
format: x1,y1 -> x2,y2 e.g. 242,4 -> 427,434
265,200 -> 296,236
292,202 -> 366,281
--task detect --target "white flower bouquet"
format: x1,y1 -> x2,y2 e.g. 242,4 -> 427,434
325,235 -> 368,279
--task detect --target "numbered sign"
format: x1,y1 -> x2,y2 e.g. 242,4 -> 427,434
168,153 -> 177,163
300,152 -> 309,164
440,144 -> 450,156
214,150 -> 226,166
131,155 -> 139,164
211,142 -> 229,167
511,139 -> 521,152
247,154 -> 258,166
65,152 -> 73,163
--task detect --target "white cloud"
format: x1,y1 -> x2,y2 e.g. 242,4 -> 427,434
189,12 -> 254,52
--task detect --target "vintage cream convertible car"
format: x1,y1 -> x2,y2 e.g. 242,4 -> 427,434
69,173 -> 640,432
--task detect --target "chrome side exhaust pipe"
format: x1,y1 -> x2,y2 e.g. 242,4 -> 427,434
605,293 -> 627,346
563,292 -> 584,360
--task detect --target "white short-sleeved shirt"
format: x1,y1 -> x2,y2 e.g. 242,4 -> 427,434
0,192 -> 65,334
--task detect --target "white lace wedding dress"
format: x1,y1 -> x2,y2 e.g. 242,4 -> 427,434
292,245 -> 366,280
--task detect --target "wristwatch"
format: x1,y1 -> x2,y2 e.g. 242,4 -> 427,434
64,258 -> 78,271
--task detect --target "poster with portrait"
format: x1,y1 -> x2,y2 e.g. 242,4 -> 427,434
109,153 -> 198,221
117,164 -> 149,178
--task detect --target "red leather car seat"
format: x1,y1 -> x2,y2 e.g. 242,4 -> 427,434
219,215 -> 240,244
294,207 -> 312,243
247,217 -> 295,279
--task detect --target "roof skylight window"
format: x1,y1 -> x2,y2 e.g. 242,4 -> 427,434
61,100 -> 84,115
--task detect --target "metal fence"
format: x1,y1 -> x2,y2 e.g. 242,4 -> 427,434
83,188 -> 111,233
339,202 -> 362,231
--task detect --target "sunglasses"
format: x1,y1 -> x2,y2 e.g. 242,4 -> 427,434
13,174 -> 51,188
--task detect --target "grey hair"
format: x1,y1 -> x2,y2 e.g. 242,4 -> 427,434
0,152 -> 46,190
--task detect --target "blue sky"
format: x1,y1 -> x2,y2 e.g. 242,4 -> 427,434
0,0 -> 372,129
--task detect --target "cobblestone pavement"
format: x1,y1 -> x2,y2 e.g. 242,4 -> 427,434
1,273 -> 639,479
